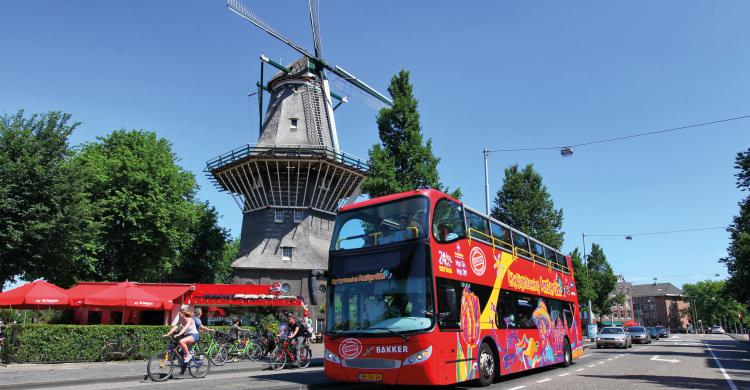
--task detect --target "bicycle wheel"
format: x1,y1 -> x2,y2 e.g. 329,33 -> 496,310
269,347 -> 286,370
147,350 -> 176,382
100,343 -> 114,361
298,347 -> 311,368
188,349 -> 211,378
248,344 -> 262,361
210,344 -> 229,366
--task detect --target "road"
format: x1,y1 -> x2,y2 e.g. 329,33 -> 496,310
7,334 -> 749,389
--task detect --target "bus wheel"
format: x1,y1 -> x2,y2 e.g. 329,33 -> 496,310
476,342 -> 495,387
561,338 -> 572,367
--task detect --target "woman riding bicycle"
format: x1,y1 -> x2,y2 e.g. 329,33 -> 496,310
165,307 -> 200,362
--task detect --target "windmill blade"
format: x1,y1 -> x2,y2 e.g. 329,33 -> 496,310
325,65 -> 393,109
227,0 -> 315,60
308,0 -> 323,58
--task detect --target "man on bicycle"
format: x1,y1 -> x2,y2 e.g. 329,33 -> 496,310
287,315 -> 305,366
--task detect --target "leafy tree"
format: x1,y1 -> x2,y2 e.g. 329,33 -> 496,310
215,236 -> 240,284
362,70 -> 460,199
491,164 -> 564,248
682,280 -> 749,329
722,148 -> 750,304
0,111 -> 97,289
586,243 -> 621,316
75,130 -> 198,282
169,203 -> 231,284
569,248 -> 596,312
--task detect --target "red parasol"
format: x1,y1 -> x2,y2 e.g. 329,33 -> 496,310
0,280 -> 70,309
83,282 -> 169,310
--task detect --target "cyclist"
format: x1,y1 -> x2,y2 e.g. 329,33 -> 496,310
193,307 -> 213,333
287,315 -> 305,366
165,308 -> 200,362
277,315 -> 289,340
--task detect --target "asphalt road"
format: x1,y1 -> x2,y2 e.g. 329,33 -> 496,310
12,334 -> 749,389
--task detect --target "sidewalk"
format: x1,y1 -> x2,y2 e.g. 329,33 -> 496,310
0,342 -> 324,389
728,333 -> 750,343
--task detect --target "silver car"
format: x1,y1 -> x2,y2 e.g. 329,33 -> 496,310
627,326 -> 651,344
596,327 -> 632,349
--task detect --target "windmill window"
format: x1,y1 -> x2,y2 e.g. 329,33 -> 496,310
274,209 -> 284,223
282,247 -> 293,260
293,209 -> 304,222
290,118 -> 298,131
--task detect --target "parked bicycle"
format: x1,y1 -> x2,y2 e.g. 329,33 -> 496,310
147,336 -> 210,381
204,330 -> 230,366
224,331 -> 262,362
0,321 -> 6,367
101,334 -> 142,361
269,336 -> 311,370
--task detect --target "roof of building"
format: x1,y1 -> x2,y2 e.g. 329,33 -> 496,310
632,283 -> 684,297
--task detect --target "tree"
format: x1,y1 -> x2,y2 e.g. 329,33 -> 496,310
586,243 -> 622,316
362,70 -> 460,198
169,203 -> 231,284
721,148 -> 750,304
215,236 -> 240,284
75,130 -> 199,282
0,111 -> 97,288
682,280 -> 749,329
491,164 -> 564,248
569,248 -> 596,311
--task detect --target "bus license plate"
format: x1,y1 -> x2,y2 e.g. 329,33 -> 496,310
358,373 -> 383,382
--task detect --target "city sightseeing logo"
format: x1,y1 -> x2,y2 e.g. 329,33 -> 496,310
331,269 -> 392,285
339,338 -> 362,359
470,247 -> 486,276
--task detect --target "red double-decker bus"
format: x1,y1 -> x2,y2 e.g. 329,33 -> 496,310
323,189 -> 583,386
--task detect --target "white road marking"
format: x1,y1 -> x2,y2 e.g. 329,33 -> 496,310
607,358 -> 613,361
637,347 -> 647,351
576,368 -> 585,372
705,342 -> 738,390
507,386 -> 526,390
597,361 -> 605,365
558,373 -> 570,377
588,364 -> 596,367
537,378 -> 551,383
650,355 -> 681,363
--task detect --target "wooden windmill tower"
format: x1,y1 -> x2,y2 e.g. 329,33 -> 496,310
206,0 -> 392,316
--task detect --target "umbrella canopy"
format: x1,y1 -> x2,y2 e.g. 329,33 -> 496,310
0,280 -> 70,309
83,282 -> 169,310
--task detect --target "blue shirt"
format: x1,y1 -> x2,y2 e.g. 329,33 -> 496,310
193,317 -> 203,332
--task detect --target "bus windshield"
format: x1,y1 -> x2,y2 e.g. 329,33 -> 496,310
330,196 -> 429,251
326,244 -> 434,335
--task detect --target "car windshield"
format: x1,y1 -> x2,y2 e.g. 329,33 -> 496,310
600,327 -> 624,334
655,326 -> 665,330
628,327 -> 646,332
326,244 -> 434,335
331,196 -> 429,250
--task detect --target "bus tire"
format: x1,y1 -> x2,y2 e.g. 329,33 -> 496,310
476,342 -> 495,387
561,338 -> 572,367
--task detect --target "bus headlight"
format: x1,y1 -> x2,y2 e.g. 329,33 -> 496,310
402,346 -> 432,366
324,348 -> 341,364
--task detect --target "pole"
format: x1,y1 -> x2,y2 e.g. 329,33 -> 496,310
483,148 -> 491,215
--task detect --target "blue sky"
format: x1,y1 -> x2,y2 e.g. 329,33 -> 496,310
2,0 -> 749,289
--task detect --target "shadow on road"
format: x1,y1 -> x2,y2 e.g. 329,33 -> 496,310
579,374 -> 749,389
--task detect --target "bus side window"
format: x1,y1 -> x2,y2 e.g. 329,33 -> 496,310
466,210 -> 490,242
436,277 -> 460,329
496,290 -> 517,329
544,247 -> 556,265
514,233 -> 530,258
432,199 -> 466,243
490,222 -> 513,251
563,302 -> 575,329
515,294 -> 537,329
556,252 -> 569,272
531,241 -> 545,262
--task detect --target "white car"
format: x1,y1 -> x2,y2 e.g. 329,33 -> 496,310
711,326 -> 725,334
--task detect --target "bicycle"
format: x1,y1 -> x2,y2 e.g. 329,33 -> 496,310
146,336 -> 210,381
224,331 -> 262,362
269,337 -> 311,370
204,331 -> 229,366
101,334 -> 142,361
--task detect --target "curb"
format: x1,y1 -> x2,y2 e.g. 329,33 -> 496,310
728,334 -> 750,344
0,359 -> 323,389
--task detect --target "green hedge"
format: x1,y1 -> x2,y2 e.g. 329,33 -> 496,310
1,324 -> 235,364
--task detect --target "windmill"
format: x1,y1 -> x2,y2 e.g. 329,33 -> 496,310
205,0 -> 391,313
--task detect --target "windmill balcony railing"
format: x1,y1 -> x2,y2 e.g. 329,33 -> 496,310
205,144 -> 369,172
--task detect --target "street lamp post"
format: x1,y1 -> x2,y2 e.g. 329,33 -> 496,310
582,233 -> 595,338
483,148 -> 491,215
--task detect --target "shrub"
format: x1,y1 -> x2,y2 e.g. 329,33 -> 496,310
1,324 -> 230,364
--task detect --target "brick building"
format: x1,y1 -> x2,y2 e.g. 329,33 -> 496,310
632,282 -> 690,330
606,275 -> 635,325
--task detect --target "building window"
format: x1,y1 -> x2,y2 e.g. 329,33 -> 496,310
293,209 -> 304,222
274,209 -> 284,223
282,246 -> 293,260
281,282 -> 292,293
290,118 -> 298,131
